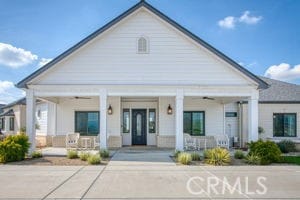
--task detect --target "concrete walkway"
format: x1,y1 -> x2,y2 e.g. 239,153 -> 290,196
0,150 -> 299,199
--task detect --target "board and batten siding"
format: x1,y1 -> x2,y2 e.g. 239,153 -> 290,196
32,10 -> 253,87
242,104 -> 300,143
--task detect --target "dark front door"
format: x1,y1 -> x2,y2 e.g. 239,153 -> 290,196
132,109 -> 147,145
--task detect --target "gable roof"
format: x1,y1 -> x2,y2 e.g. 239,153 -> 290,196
2,98 -> 26,109
0,109 -> 15,117
16,0 -> 268,89
258,76 -> 300,103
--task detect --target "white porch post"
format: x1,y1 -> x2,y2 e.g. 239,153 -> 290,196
26,89 -> 36,154
248,96 -> 259,142
175,89 -> 184,151
99,89 -> 107,149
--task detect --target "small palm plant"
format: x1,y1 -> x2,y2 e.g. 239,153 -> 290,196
205,147 -> 231,166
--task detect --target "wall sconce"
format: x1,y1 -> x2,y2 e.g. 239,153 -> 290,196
107,105 -> 113,115
167,104 -> 172,115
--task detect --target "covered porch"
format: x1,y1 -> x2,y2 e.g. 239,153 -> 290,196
26,85 -> 259,153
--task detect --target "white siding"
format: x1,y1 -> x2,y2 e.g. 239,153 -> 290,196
107,96 -> 121,136
184,97 -> 224,136
56,97 -> 120,136
225,103 -> 239,140
56,97 -> 99,135
242,104 -> 300,142
159,97 -> 175,136
36,103 -> 48,136
33,9 -> 253,87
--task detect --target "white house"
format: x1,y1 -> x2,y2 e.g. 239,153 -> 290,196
0,98 -> 54,146
17,1 -> 270,152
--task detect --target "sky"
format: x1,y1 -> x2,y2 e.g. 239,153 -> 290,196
0,0 -> 299,104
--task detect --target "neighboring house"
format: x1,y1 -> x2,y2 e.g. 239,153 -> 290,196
0,98 -> 26,135
0,98 -> 52,146
16,1 -> 274,152
225,77 -> 300,149
0,104 -> 5,114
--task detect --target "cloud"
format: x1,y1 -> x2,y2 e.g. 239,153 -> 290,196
218,16 -> 236,29
0,42 -> 38,68
0,81 -> 14,94
218,11 -> 262,29
38,58 -> 52,68
264,63 -> 300,81
239,11 -> 262,24
0,80 -> 25,104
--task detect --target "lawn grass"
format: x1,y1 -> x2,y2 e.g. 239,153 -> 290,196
281,156 -> 300,165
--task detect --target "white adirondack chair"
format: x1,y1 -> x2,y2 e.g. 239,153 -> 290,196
65,133 -> 80,149
94,134 -> 100,149
184,133 -> 196,150
215,134 -> 230,149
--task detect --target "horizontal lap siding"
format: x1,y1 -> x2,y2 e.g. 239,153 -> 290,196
184,98 -> 224,136
242,104 -> 300,143
35,10 -> 250,86
55,97 -> 120,136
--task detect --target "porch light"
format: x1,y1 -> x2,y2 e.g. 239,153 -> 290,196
108,105 -> 113,115
167,104 -> 172,115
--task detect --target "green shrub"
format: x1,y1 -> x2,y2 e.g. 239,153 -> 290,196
281,156 -> 300,165
67,150 -> 78,159
234,150 -> 245,159
177,152 -> 192,165
245,154 -> 261,165
99,149 -> 110,158
174,150 -> 181,159
88,154 -> 101,165
0,134 -> 30,163
79,152 -> 91,161
31,151 -> 43,158
203,150 -> 209,159
277,140 -> 297,153
191,152 -> 201,161
205,147 -> 231,166
248,139 -> 281,165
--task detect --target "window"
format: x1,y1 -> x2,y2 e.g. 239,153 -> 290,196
273,113 -> 296,137
123,109 -> 130,133
9,117 -> 14,131
137,37 -> 148,53
0,118 -> 4,130
37,109 -> 41,118
75,111 -> 99,136
149,109 -> 156,133
226,112 -> 237,117
184,111 -> 205,136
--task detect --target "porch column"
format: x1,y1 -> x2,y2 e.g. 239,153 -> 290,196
99,89 -> 107,149
175,89 -> 184,151
248,96 -> 259,142
26,89 -> 36,154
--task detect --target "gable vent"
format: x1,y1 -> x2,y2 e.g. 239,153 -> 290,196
137,36 -> 149,53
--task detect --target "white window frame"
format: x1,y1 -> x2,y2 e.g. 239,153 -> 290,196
136,36 -> 149,54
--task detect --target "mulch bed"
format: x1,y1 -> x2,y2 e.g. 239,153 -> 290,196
4,156 -> 110,166
171,156 -> 248,166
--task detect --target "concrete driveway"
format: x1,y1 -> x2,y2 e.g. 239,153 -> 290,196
0,149 -> 299,199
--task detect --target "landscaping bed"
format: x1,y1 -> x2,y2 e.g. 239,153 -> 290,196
4,155 -> 110,166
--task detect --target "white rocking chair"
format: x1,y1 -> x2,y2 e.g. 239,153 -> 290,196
215,134 -> 230,149
94,134 -> 100,149
65,133 -> 80,149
